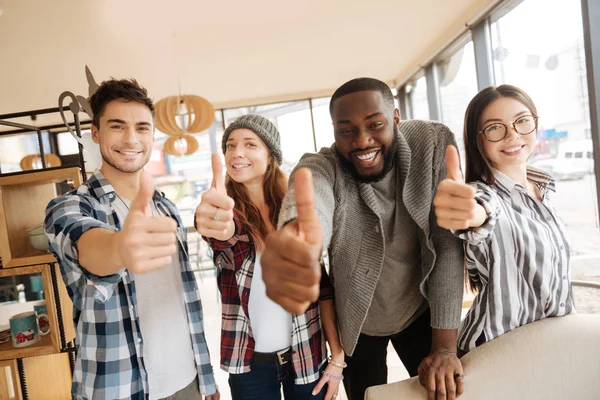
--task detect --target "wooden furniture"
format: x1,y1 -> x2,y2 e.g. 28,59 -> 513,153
0,167 -> 80,399
0,167 -> 81,268
0,360 -> 22,400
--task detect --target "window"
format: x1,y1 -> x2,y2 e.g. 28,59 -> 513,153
438,40 -> 479,163
311,97 -> 334,151
408,76 -> 430,120
0,133 -> 50,173
223,101 -> 315,175
492,0 -> 599,312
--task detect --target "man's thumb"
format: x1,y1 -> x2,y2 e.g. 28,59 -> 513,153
294,168 -> 321,246
130,171 -> 154,216
445,145 -> 463,183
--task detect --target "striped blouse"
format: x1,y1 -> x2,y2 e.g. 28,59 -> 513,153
456,167 -> 574,353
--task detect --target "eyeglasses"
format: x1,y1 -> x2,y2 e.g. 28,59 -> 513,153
479,114 -> 539,142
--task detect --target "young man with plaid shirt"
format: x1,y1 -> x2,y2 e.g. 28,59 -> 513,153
45,79 -> 219,400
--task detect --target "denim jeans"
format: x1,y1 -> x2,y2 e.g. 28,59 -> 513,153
228,360 -> 326,400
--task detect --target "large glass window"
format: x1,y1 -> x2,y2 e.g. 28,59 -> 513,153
439,41 -> 479,161
407,76 -> 429,120
224,101 -> 316,175
492,0 -> 599,312
0,133 -> 50,173
311,97 -> 334,151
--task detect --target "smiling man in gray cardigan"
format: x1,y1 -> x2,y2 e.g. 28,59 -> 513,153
262,77 -> 465,400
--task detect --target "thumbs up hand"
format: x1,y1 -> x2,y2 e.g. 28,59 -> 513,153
195,153 -> 235,241
119,171 -> 178,273
433,146 -> 485,230
262,168 -> 322,315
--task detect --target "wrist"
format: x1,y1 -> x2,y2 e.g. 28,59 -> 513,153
327,355 -> 347,368
111,231 -> 125,268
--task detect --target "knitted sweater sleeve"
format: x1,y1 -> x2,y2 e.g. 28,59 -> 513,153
277,149 -> 337,250
425,125 -> 465,330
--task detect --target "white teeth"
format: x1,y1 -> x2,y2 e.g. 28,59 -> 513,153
232,165 -> 250,169
120,151 -> 138,155
356,151 -> 378,161
503,146 -> 523,153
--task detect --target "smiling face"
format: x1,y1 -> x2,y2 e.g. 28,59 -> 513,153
478,96 -> 537,174
224,128 -> 271,186
92,99 -> 154,175
331,90 -> 399,182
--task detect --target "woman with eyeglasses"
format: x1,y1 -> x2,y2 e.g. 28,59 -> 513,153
433,85 -> 574,355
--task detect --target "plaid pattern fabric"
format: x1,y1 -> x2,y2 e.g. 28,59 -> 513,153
45,171 -> 216,400
204,216 -> 326,385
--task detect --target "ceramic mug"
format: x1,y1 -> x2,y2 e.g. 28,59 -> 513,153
9,312 -> 40,347
33,304 -> 50,335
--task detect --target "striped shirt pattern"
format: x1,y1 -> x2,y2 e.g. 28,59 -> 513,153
44,171 -> 216,399
456,167 -> 573,353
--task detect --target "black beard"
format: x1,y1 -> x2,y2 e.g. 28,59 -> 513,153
335,126 -> 399,184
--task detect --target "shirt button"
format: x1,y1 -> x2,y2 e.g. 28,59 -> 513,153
560,303 -> 565,307
375,226 -> 380,233
137,337 -> 142,344
546,216 -> 552,222
560,245 -> 565,250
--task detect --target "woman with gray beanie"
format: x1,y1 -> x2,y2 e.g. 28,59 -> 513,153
195,114 -> 344,399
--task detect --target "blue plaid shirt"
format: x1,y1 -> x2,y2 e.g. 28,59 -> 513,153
44,171 -> 217,399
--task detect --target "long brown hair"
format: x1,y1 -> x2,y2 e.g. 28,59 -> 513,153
225,156 -> 288,250
463,85 -> 538,185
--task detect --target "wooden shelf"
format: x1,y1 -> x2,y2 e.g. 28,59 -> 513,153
0,265 -> 61,361
0,167 -> 82,269
0,332 -> 56,361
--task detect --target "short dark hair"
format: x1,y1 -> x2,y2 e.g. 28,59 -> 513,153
329,77 -> 395,116
464,84 -> 538,185
89,78 -> 155,128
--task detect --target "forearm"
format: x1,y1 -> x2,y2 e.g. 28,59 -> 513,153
431,328 -> 458,354
319,299 -> 344,361
77,229 -> 125,277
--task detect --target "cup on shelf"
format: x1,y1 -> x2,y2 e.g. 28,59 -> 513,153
33,302 -> 50,335
9,311 -> 41,347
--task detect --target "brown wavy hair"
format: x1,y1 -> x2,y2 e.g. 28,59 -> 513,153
225,156 -> 287,251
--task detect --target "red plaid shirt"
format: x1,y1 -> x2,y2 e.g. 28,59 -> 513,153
204,216 -> 326,384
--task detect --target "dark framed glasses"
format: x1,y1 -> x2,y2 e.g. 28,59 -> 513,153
479,114 -> 539,142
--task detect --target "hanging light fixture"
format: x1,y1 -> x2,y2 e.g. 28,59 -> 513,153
155,95 -> 215,156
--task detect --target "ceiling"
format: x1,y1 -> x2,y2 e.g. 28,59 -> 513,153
0,0 -> 494,131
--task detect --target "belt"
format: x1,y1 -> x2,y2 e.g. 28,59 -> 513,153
253,347 -> 292,365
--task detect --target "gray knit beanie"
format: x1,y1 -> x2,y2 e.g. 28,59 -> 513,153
221,114 -> 282,165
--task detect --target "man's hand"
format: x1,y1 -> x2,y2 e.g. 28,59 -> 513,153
262,168 -> 322,314
433,145 -> 485,230
418,349 -> 464,400
195,153 -> 235,241
117,171 -> 178,273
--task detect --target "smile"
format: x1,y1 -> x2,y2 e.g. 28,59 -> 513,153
501,145 -> 525,155
116,150 -> 142,156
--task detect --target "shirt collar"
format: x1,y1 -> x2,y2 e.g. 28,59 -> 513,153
86,170 -> 163,202
491,166 -> 555,195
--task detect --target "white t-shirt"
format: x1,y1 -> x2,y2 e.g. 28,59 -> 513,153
248,253 -> 293,352
113,199 -> 197,399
